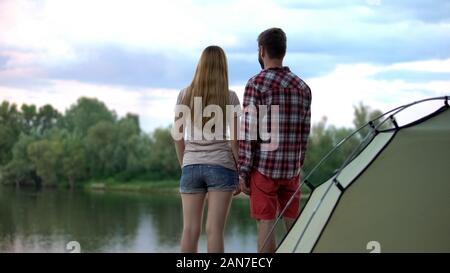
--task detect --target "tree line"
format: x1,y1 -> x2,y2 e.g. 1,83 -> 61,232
0,98 -> 179,189
302,102 -> 383,187
0,97 -> 382,189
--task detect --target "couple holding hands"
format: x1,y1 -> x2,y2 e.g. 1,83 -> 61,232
174,28 -> 312,253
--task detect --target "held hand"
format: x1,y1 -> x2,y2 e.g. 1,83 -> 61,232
233,185 -> 241,196
239,177 -> 251,195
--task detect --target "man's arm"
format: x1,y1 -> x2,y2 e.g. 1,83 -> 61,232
238,81 -> 259,185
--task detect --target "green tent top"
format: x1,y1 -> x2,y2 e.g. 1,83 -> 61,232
276,96 -> 450,253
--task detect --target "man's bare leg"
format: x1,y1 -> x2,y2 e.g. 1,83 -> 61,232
283,217 -> 296,231
257,219 -> 276,253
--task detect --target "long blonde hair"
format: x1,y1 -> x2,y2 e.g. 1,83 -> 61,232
182,46 -> 229,128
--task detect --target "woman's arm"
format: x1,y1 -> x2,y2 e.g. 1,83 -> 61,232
231,116 -> 239,166
231,116 -> 241,196
175,139 -> 185,167
174,116 -> 185,167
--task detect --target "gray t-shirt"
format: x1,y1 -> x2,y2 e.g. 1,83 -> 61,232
176,89 -> 241,171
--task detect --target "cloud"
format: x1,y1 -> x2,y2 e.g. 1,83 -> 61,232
389,58 -> 450,73
1,0 -> 449,53
0,50 -> 48,88
1,0 -> 449,86
3,0 -> 448,60
305,60 -> 450,128
0,0 -> 248,55
364,0 -> 450,23
280,0 -> 450,23
370,58 -> 450,82
371,70 -> 450,83
47,47 -> 197,89
1,59 -> 448,133
0,0 -> 449,130
0,46 -> 262,88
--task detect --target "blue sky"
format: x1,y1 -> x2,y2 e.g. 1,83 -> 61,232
0,0 -> 449,131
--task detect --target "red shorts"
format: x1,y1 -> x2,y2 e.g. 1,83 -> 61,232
249,170 -> 301,220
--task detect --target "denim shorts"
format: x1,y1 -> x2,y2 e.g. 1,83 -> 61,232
180,164 -> 239,193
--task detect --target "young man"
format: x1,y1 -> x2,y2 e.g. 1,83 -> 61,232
238,28 -> 312,253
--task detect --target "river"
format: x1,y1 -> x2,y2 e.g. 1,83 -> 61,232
0,185 -> 292,253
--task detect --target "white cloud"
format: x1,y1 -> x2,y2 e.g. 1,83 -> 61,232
1,60 -> 448,134
306,60 -> 450,128
1,0 -> 449,81
0,0 -> 276,59
389,59 -> 450,73
1,0 -> 427,57
0,0 -> 449,132
211,60 -> 450,130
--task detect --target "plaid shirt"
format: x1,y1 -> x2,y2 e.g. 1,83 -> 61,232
238,66 -> 311,181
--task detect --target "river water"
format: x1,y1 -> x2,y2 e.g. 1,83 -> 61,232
0,186 -> 277,253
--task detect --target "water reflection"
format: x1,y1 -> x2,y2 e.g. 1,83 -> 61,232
0,186 -> 260,252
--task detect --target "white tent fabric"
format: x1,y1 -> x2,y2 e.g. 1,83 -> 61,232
277,97 -> 450,253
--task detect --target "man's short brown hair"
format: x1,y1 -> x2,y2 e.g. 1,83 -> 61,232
257,28 -> 287,59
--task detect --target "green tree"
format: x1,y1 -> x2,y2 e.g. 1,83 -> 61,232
112,114 -> 142,178
0,101 -> 22,134
1,134 -> 38,187
36,104 -> 61,135
115,114 -> 145,180
63,136 -> 88,189
353,102 -> 384,138
62,97 -> 116,136
27,139 -> 63,187
1,97 -> 388,189
0,124 -> 16,165
20,104 -> 38,134
303,103 -> 384,187
0,101 -> 22,165
148,127 -> 180,178
84,113 -> 143,181
302,117 -> 354,186
120,134 -> 152,180
85,121 -> 118,178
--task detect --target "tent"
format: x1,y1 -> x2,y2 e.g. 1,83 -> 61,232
276,96 -> 450,253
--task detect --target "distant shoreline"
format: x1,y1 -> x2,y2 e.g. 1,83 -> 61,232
0,179 -> 181,194
2,180 -> 311,200
84,179 -> 180,194
83,180 -> 253,199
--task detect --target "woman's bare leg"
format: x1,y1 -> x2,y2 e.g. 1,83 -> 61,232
180,193 -> 206,252
205,191 -> 233,253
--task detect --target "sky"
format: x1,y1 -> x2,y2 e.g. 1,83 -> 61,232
0,0 -> 449,132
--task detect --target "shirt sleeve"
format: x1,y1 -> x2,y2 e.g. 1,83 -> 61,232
300,87 -> 312,167
238,81 -> 259,182
174,88 -> 189,119
229,90 -> 241,107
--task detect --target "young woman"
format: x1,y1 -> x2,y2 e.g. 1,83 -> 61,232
174,45 -> 240,253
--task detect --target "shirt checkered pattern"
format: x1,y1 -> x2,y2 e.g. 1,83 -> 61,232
238,66 -> 312,181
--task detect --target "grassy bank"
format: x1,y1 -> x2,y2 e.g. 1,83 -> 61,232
83,178 -> 312,199
4,177 -> 311,199
84,178 -> 179,193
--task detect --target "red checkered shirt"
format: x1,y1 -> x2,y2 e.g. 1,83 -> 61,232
238,66 -> 312,181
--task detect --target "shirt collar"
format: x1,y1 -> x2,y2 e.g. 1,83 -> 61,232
264,66 -> 290,72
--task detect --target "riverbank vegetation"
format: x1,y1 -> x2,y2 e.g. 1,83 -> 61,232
0,97 -> 381,191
